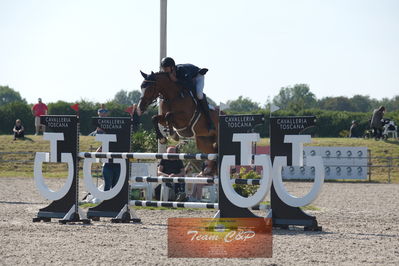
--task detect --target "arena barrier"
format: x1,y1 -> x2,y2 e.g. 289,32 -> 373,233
33,114 -> 324,230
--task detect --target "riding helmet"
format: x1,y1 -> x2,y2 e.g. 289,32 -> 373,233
160,57 -> 175,68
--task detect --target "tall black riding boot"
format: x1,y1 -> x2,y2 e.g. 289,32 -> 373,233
199,97 -> 215,131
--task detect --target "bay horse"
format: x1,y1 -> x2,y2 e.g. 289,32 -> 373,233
137,71 -> 219,156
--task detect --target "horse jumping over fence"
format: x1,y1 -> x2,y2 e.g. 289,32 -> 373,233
137,71 -> 219,156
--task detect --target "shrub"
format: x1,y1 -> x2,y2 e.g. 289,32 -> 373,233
0,101 -> 34,134
175,139 -> 200,154
131,129 -> 157,152
232,167 -> 261,197
339,130 -> 349,138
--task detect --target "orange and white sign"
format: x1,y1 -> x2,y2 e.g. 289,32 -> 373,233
168,218 -> 272,258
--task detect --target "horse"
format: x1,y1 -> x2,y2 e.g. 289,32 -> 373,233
137,71 -> 219,157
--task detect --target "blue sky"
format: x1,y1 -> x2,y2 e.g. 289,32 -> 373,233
1,0 -> 398,105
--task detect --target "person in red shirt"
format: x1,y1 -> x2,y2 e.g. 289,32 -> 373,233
31,98 -> 48,135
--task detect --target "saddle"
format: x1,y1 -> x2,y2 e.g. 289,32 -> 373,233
172,90 -> 201,138
176,82 -> 198,107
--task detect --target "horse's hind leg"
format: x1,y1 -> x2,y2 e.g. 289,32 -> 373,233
152,115 -> 167,144
196,136 -> 218,175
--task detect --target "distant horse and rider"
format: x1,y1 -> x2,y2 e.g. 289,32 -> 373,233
137,57 -> 220,157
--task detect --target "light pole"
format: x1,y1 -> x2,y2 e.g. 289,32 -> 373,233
158,0 -> 167,153
160,0 -> 167,61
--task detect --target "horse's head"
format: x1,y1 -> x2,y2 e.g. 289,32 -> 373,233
137,71 -> 175,115
137,71 -> 160,115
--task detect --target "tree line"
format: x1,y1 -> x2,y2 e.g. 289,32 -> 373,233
1,85 -> 398,137
227,84 -> 399,113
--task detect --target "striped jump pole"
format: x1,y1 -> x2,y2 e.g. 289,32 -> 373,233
131,176 -> 263,185
78,152 -> 218,161
130,200 -> 270,211
131,200 -> 218,209
132,176 -> 216,184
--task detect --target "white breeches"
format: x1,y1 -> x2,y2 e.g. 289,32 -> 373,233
195,74 -> 205,100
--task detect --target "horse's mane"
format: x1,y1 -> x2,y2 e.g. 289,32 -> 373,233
146,71 -> 170,81
146,71 -> 184,92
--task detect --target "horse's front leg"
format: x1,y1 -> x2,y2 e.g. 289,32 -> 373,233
165,112 -> 179,141
152,114 -> 167,144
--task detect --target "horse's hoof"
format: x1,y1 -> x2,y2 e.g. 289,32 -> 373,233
159,138 -> 167,144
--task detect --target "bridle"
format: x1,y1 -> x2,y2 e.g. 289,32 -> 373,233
140,79 -> 163,107
140,72 -> 181,106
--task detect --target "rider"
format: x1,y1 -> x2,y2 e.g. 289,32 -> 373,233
160,57 -> 215,131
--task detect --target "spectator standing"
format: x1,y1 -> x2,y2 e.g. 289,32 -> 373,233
13,119 -> 25,140
370,106 -> 385,139
96,146 -> 120,191
157,146 -> 185,201
103,162 -> 121,191
131,104 -> 141,132
97,104 -> 109,117
349,120 -> 360,138
95,108 -> 119,191
31,98 -> 48,135
90,104 -> 109,136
